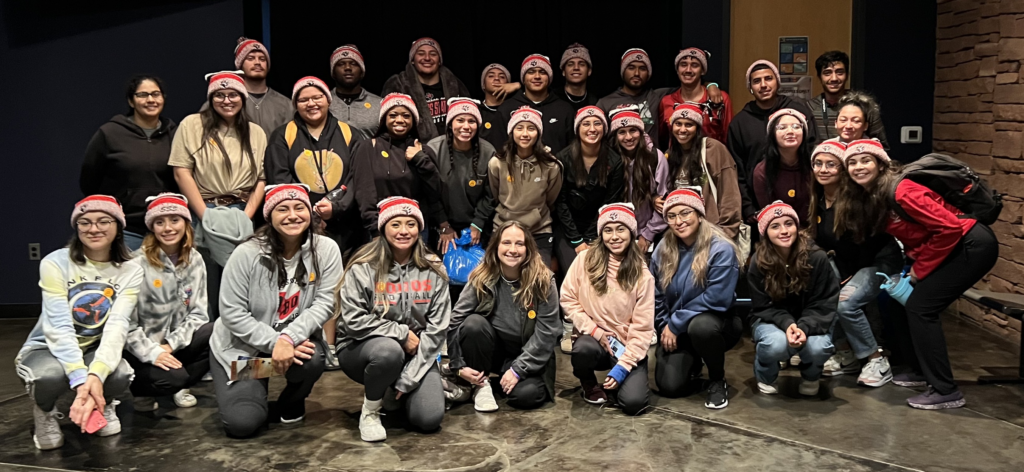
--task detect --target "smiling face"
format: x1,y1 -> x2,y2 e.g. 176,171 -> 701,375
812,154 -> 842,186
846,153 -> 881,188
750,69 -> 777,102
766,216 -> 797,249
623,62 -> 650,89
130,79 -> 164,121
563,58 -> 591,86
513,122 -> 538,150
152,215 -> 186,252
451,115 -> 478,144
271,201 -> 310,239
676,57 -> 703,86
241,51 -> 268,80
672,118 -> 698,146
665,205 -> 699,241
819,61 -> 847,95
386,106 -> 414,137
211,90 -> 242,120
601,222 -> 631,256
484,68 -> 509,95
296,87 -> 327,125
525,68 -> 550,93
413,47 -> 439,76
384,216 -> 419,252
578,116 -> 604,145
836,104 -> 867,142
76,211 -> 117,254
333,58 -> 364,88
616,126 -> 642,152
774,115 -> 804,150
497,225 -> 528,271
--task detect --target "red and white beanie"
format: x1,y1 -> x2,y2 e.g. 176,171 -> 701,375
377,196 -> 424,230
480,63 -> 510,90
812,139 -> 848,163
597,203 -> 637,235
757,200 -> 800,236
767,108 -> 808,134
609,105 -> 644,133
521,54 -> 553,82
263,184 -> 311,220
234,37 -> 269,69
620,48 -> 652,77
446,97 -> 481,126
291,76 -> 332,103
674,48 -> 709,73
669,102 -> 704,127
507,106 -> 544,134
206,71 -> 247,99
663,187 -> 705,218
746,59 -> 781,90
380,93 -> 419,122
409,37 -> 442,63
72,195 -> 125,229
145,193 -> 191,229
330,44 -> 365,73
574,106 -> 607,134
844,138 -> 890,163
560,43 -> 592,69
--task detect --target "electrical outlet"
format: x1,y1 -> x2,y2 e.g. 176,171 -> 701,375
28,243 -> 40,261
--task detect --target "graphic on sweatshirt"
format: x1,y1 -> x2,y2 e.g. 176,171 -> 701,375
425,91 -> 448,126
275,277 -> 301,327
69,281 -> 119,348
295,149 -> 343,194
386,279 -> 435,305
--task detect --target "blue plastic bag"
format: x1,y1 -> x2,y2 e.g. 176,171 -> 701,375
443,228 -> 485,285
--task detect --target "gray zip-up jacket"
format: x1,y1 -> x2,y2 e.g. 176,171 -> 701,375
336,256 -> 451,393
329,87 -> 381,138
125,248 -> 209,363
210,234 -> 342,380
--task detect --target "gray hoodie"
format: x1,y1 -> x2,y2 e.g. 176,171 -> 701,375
210,234 -> 343,380
125,248 -> 209,363
336,255 -> 451,393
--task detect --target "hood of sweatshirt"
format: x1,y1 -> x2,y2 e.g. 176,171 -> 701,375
739,94 -> 800,119
108,114 -> 174,139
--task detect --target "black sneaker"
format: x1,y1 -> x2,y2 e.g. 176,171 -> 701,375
704,379 -> 729,409
279,401 -> 306,424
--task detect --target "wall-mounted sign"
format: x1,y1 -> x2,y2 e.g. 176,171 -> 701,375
779,36 -> 809,75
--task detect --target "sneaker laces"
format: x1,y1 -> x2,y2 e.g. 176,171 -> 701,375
39,410 -> 64,437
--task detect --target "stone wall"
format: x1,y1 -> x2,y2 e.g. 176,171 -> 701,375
935,0 -> 1023,344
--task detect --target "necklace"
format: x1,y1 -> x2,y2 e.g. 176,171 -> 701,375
500,274 -> 519,285
566,90 -> 588,104
249,93 -> 266,110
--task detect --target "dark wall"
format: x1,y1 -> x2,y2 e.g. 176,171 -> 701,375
0,1 -> 244,304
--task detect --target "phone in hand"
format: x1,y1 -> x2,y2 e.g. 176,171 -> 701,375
84,409 -> 107,434
608,336 -> 627,359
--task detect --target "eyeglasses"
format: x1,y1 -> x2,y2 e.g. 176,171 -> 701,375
297,94 -> 326,105
212,92 -> 241,102
775,123 -> 803,131
812,160 -> 840,171
665,209 -> 696,222
134,91 -> 163,99
76,219 -> 115,231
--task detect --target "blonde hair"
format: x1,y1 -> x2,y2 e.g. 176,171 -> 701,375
468,221 -> 552,310
656,217 -> 739,291
335,234 -> 446,317
141,223 -> 194,269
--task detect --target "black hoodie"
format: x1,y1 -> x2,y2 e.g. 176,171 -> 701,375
726,96 -> 818,222
80,115 -> 178,235
495,90 -> 576,154
382,63 -> 472,142
748,248 -> 838,336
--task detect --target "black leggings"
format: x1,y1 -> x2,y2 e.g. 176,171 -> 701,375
900,223 -> 998,395
570,334 -> 649,415
457,314 -> 549,409
655,312 -> 743,397
124,322 -> 213,397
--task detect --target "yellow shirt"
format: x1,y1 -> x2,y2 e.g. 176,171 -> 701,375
168,113 -> 267,199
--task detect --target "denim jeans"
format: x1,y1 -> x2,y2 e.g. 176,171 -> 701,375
123,230 -> 145,252
831,267 -> 883,359
752,320 -> 834,384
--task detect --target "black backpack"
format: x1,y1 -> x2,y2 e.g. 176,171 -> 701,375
887,153 -> 1003,225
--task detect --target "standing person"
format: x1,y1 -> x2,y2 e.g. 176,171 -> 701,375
496,54 -> 577,153
559,43 -> 599,111
561,204 -> 655,414
727,60 -> 817,227
231,38 -> 293,135
447,221 -> 561,412
211,184 -> 342,437
350,93 -> 444,239
748,201 -> 838,397
336,197 -> 450,442
81,74 -> 178,251
16,196 -> 143,450
659,48 -> 732,148
479,64 -> 514,149
650,189 -> 741,408
608,105 -> 669,255
124,193 -> 212,410
597,49 -> 669,147
664,102 -> 742,239
383,37 -> 472,140
752,109 -> 814,220
488,106 -> 563,265
170,71 -> 267,320
807,51 -> 889,148
806,141 -> 901,386
836,139 -> 998,409
328,45 -> 382,138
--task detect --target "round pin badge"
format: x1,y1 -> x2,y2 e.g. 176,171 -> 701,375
528,310 -> 536,319
153,279 -> 162,288
469,180 -> 477,187
382,151 -> 389,158
485,122 -> 492,129
787,189 -> 796,198
364,102 -> 372,109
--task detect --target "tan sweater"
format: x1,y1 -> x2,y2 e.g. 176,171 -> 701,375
559,249 -> 656,371
488,154 -> 562,235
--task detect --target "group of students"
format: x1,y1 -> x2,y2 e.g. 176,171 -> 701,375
18,37 -> 999,450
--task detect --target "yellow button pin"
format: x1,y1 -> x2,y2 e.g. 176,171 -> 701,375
485,122 -> 492,129
364,102 -> 372,109
153,279 -> 162,288
469,180 -> 477,187
527,310 -> 536,319
382,151 -> 389,158
787,189 -> 796,198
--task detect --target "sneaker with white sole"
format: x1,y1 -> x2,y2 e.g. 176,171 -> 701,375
705,379 -> 729,409
893,372 -> 927,387
201,372 -> 213,382
757,381 -> 778,395
857,356 -> 893,388
32,405 -> 64,450
907,387 -> 966,410
96,400 -> 121,437
359,398 -> 386,442
473,380 -> 499,412
790,354 -> 801,366
173,389 -> 198,408
822,350 -> 860,377
560,321 -> 573,354
650,332 -> 659,346
325,345 -> 341,371
799,379 -> 820,396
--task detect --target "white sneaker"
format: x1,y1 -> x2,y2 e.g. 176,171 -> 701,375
650,332 -> 659,346
757,382 -> 778,395
799,380 -> 820,396
32,405 -> 64,450
789,354 -> 801,366
560,321 -> 573,354
822,350 -> 859,377
201,372 -> 213,382
133,396 -> 158,412
359,398 -> 386,442
173,389 -> 198,408
96,400 -> 121,437
857,356 -> 893,388
473,380 -> 499,412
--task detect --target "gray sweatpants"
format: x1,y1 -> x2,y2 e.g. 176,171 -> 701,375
15,348 -> 133,411
338,336 -> 445,432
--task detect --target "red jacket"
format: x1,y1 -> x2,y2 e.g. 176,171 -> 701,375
886,180 -> 977,280
659,88 -> 733,149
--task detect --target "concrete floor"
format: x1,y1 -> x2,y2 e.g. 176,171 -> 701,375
0,315 -> 1021,472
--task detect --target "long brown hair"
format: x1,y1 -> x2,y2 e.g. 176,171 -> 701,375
468,221 -> 552,310
834,156 -> 902,243
584,225 -> 645,295
755,231 -> 814,301
337,232 -> 446,317
499,124 -> 559,175
614,129 -> 658,211
656,217 -> 740,291
141,223 -> 195,268
806,154 -> 847,239
198,98 -> 256,176
666,126 -> 706,188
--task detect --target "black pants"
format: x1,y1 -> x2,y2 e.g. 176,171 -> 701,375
457,314 -> 549,409
570,334 -> 650,415
655,312 -> 742,397
125,322 -> 214,397
533,233 -> 554,268
900,224 -> 998,395
197,246 -> 222,321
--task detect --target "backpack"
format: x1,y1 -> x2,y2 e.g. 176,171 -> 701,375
887,153 -> 1002,225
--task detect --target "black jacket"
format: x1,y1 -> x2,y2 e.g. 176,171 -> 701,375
813,197 -> 904,281
748,248 -> 838,336
554,145 -> 624,247
382,63 -> 471,142
425,135 -> 497,231
559,88 -> 599,113
479,103 -> 507,150
80,115 -> 178,235
495,90 -> 577,154
350,136 -> 444,237
726,96 -> 818,221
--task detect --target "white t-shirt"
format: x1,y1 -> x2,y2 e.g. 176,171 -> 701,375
273,256 -> 301,329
